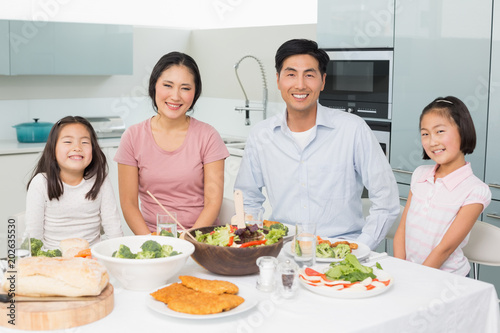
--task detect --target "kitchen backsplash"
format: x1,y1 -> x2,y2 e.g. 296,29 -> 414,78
0,96 -> 285,141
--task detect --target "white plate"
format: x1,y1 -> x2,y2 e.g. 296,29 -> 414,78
146,283 -> 258,319
283,238 -> 371,262
299,265 -> 393,299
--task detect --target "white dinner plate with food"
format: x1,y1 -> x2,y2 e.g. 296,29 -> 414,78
283,238 -> 371,263
146,284 -> 258,320
299,265 -> 393,299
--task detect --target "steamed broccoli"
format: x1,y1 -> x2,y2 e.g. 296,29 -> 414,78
332,243 -> 351,259
36,249 -> 62,257
135,251 -> 157,259
30,238 -> 43,256
316,242 -> 334,258
112,240 -> 181,259
140,240 -> 162,253
112,244 -> 136,259
160,244 -> 174,257
269,223 -> 289,235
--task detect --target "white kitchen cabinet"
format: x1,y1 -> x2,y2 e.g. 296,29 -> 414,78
223,155 -> 242,201
317,0 -> 394,49
485,1 -> 500,201
391,0 -> 492,185
9,20 -> 133,75
223,154 -> 272,219
102,146 -> 133,236
0,152 -> 41,232
0,20 -> 9,75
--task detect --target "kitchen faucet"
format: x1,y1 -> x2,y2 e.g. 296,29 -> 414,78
234,55 -> 268,125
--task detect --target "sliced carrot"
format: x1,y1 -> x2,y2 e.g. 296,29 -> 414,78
366,284 -> 376,290
75,248 -> 91,258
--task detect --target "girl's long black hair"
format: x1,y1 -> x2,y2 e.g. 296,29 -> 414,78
27,116 -> 108,201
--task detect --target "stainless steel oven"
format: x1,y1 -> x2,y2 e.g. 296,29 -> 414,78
365,120 -> 391,160
320,48 -> 393,162
320,48 -> 393,120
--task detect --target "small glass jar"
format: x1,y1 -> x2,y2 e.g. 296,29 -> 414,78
256,256 -> 278,292
277,259 -> 299,298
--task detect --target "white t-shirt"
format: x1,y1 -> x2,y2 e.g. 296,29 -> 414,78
25,173 -> 123,249
291,127 -> 315,150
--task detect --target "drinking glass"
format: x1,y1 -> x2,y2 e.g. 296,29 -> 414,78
245,209 -> 263,229
4,231 -> 31,268
157,213 -> 178,238
293,221 -> 316,267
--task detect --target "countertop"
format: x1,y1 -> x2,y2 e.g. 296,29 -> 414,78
0,138 -> 122,155
0,138 -> 245,157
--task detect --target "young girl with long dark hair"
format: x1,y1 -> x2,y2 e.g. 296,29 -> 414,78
25,116 -> 123,249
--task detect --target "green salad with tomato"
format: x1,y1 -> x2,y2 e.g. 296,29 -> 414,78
195,224 -> 286,248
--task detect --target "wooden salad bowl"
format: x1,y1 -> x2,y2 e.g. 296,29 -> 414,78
186,226 -> 284,276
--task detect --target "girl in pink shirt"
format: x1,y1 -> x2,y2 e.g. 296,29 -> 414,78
394,96 -> 491,276
115,52 -> 229,234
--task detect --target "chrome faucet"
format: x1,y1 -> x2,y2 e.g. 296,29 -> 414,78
234,55 -> 268,125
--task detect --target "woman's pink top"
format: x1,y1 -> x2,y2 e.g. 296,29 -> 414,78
405,163 -> 491,276
114,117 -> 229,231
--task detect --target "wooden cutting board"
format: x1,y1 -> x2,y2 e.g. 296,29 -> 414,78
0,283 -> 114,331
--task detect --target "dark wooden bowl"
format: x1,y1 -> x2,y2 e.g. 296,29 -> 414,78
186,226 -> 284,276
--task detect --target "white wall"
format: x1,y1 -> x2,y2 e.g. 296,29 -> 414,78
0,0 -> 317,29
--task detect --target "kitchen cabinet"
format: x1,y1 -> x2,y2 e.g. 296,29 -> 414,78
102,146 -> 133,236
317,0 -> 394,49
223,153 -> 273,219
391,0 -> 491,185
0,20 -> 9,75
0,152 -> 41,231
0,142 -> 131,238
8,20 -> 133,75
485,1 -> 500,202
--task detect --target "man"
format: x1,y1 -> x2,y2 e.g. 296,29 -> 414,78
234,39 -> 400,250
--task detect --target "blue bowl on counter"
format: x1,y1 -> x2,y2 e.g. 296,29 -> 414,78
13,118 -> 54,143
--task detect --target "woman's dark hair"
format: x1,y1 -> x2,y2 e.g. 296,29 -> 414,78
275,39 -> 330,76
148,51 -> 202,113
420,96 -> 476,160
27,116 -> 108,201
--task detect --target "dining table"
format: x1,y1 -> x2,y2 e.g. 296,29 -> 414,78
2,247 -> 499,333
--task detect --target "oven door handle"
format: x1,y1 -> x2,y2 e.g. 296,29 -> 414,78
392,169 -> 413,175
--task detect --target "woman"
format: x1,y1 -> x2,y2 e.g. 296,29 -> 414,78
114,52 -> 229,234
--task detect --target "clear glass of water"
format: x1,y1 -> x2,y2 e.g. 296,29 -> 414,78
157,213 -> 178,238
245,209 -> 264,229
293,221 -> 316,268
16,231 -> 31,259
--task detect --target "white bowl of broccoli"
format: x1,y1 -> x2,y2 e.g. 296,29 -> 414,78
91,235 -> 195,291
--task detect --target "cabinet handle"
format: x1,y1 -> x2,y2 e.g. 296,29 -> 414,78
392,169 -> 413,175
486,213 -> 500,220
488,184 -> 500,189
399,197 -> 408,201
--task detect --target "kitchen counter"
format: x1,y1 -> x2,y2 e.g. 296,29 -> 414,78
0,138 -> 122,155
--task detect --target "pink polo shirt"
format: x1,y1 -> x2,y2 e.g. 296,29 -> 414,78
405,163 -> 491,276
114,117 -> 229,231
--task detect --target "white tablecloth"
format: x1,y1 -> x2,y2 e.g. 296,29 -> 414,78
3,251 -> 500,333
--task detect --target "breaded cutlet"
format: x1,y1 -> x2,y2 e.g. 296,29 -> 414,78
167,292 -> 244,315
179,275 -> 239,295
150,282 -> 199,304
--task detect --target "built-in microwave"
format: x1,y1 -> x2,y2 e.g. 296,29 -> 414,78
319,48 -> 393,120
